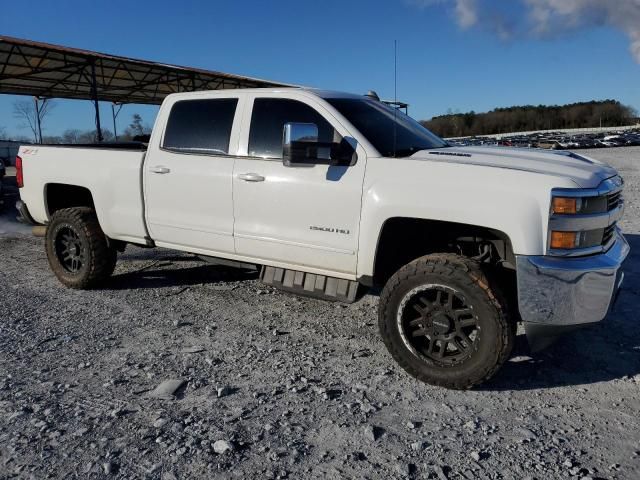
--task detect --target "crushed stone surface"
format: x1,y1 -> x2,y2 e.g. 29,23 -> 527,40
1,147 -> 639,479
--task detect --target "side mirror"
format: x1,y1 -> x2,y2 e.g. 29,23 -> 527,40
283,122 -> 319,167
282,122 -> 357,167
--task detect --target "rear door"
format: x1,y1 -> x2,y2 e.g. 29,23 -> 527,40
144,95 -> 240,254
232,94 -> 366,276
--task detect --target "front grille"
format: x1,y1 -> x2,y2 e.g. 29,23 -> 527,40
602,224 -> 616,246
607,191 -> 622,211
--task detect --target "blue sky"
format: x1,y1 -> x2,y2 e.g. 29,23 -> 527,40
1,0 -> 639,139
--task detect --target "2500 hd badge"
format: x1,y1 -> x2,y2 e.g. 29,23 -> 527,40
310,225 -> 351,235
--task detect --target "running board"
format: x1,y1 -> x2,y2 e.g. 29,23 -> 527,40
260,266 -> 359,303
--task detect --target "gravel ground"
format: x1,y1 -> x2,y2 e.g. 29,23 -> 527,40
1,147 -> 639,479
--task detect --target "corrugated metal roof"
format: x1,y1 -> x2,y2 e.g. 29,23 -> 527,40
0,36 -> 293,104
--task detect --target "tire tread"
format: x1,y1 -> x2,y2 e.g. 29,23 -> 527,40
378,253 -> 513,390
45,207 -> 117,289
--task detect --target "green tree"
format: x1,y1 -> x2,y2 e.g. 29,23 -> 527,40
421,100 -> 637,137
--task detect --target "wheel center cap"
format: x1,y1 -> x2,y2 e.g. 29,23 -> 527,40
431,313 -> 453,336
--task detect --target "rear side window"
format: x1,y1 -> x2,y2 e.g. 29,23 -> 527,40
248,98 -> 337,158
163,98 -> 238,155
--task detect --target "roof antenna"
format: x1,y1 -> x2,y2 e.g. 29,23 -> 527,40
393,39 -> 398,158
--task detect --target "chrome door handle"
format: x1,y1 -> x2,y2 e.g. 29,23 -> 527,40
149,166 -> 171,174
238,173 -> 265,182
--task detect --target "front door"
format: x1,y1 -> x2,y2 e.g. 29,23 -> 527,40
144,96 -> 239,254
232,96 -> 366,276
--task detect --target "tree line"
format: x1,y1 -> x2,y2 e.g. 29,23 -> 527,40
3,99 -> 151,144
421,100 -> 638,138
39,113 -> 151,144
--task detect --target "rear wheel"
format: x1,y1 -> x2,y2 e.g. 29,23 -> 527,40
45,207 -> 117,289
378,253 -> 513,389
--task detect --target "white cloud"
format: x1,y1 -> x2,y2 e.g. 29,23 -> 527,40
408,0 -> 640,63
407,0 -> 479,28
524,0 -> 640,63
453,0 -> 478,28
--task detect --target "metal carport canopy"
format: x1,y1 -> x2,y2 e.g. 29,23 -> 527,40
0,35 -> 292,104
0,35 -> 295,141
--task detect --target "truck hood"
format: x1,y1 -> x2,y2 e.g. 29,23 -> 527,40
410,146 -> 618,188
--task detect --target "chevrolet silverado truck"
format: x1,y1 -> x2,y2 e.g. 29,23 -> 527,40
16,88 -> 629,389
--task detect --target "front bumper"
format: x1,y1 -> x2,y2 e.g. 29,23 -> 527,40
516,228 -> 629,327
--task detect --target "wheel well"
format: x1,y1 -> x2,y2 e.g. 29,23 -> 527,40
45,184 -> 95,218
372,217 -> 515,287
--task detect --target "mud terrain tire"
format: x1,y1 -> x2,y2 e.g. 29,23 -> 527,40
378,253 -> 513,389
45,207 -> 117,289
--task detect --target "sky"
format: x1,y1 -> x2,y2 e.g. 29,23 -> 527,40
0,0 -> 639,139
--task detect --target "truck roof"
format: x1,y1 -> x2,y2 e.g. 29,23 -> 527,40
164,87 -> 364,101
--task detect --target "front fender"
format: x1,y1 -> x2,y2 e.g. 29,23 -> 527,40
356,158 -> 576,277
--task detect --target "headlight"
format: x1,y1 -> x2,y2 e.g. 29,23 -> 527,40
551,197 -> 580,214
548,178 -> 624,255
551,195 -> 609,215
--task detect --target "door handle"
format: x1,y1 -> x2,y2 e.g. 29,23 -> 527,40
149,166 -> 171,174
238,173 -> 265,182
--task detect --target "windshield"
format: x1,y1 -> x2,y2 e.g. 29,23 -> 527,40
325,98 -> 448,157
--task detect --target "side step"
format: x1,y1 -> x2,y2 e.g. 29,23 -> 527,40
260,266 -> 359,303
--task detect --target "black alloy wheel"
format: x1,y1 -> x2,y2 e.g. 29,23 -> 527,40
54,225 -> 86,274
398,285 -> 479,366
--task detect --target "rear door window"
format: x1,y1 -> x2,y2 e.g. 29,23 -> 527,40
163,98 -> 238,155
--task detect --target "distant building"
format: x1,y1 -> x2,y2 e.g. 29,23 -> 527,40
0,140 -> 31,166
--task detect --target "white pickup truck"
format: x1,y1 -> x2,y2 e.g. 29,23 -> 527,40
16,88 -> 629,389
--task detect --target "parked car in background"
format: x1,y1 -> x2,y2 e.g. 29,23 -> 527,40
451,128 -> 640,150
537,139 -> 561,149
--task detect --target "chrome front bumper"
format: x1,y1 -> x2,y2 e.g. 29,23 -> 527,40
516,229 -> 629,326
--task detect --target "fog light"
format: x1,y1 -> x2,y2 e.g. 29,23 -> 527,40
550,231 -> 578,249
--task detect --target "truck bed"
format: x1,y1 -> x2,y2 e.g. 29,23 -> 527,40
18,144 -> 149,245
